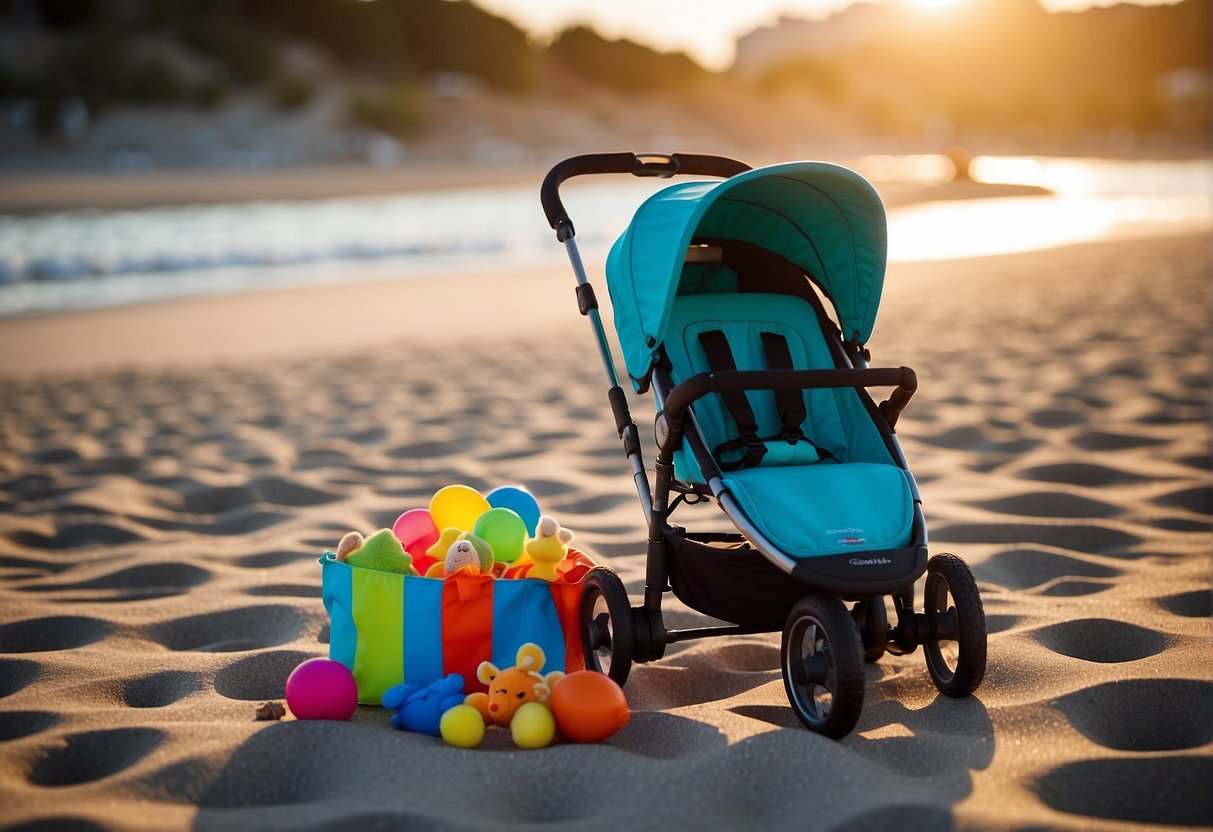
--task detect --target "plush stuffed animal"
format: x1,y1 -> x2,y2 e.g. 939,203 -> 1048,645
381,673 -> 466,736
524,515 -> 574,581
425,532 -> 494,578
340,528 -> 419,575
465,642 -> 564,728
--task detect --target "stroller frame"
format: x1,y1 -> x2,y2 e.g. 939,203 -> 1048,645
541,152 -> 986,737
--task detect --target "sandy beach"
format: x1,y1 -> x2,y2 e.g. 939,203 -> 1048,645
0,210 -> 1209,831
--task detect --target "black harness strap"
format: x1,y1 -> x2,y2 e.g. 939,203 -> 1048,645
697,330 -> 767,470
760,332 -> 807,443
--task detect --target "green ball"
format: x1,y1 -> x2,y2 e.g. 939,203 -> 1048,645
472,508 -> 528,564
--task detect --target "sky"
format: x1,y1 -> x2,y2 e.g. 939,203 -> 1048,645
470,0 -> 1184,71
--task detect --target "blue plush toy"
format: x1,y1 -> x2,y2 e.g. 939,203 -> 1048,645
381,674 -> 466,736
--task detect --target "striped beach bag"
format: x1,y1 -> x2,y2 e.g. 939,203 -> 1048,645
320,552 -> 591,704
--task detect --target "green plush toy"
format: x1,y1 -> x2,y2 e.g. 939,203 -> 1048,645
343,528 -> 419,576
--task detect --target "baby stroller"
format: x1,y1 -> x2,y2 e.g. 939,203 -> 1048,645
540,153 -> 987,738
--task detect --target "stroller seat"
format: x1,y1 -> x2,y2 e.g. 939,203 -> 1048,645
661,292 -> 914,558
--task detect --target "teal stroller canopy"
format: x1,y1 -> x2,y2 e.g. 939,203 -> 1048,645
606,161 -> 887,389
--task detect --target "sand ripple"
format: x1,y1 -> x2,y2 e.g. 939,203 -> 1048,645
0,234 -> 1209,829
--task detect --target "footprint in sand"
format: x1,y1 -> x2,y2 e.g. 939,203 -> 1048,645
0,711 -> 59,742
1152,486 -> 1213,516
1071,430 -> 1169,452
932,523 -> 1140,554
231,550 -> 304,569
26,727 -> 165,787
1032,618 -> 1168,663
122,670 -> 204,708
1158,589 -> 1212,618
0,658 -> 41,697
1053,678 -> 1213,752
12,522 -> 145,550
976,549 -> 1120,591
970,491 -> 1121,519
146,605 -> 311,653
13,562 -> 212,603
1016,462 -> 1153,487
0,616 -> 112,653
212,650 -> 315,701
245,584 -> 319,599
1032,757 -> 1213,827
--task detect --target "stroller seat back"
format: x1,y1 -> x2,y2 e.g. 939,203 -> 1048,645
660,291 -> 914,558
660,292 -> 889,484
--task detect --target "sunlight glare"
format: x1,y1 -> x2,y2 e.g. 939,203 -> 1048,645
907,0 -> 965,11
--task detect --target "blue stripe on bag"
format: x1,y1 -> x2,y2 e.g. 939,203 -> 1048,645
404,576 -> 444,687
320,555 -> 357,670
491,579 -> 565,673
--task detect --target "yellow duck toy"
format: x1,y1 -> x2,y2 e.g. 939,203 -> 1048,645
524,515 -> 573,581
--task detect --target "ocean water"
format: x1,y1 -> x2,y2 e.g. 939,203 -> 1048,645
0,156 -> 1208,317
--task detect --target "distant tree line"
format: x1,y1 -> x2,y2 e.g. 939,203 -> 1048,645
1,0 -> 1206,140
0,0 -> 714,135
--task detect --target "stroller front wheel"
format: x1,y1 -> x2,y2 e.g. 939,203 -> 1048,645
782,593 -> 865,738
580,567 -> 634,685
923,553 -> 987,697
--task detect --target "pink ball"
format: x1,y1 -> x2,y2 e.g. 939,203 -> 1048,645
392,508 -> 441,559
285,658 -> 358,720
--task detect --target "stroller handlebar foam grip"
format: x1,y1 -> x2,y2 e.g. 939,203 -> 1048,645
541,152 -> 752,240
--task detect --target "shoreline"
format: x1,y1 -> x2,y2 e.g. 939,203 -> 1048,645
0,230 -> 1205,380
0,161 -> 1054,215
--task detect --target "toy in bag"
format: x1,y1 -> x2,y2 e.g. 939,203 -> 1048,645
319,484 -> 594,704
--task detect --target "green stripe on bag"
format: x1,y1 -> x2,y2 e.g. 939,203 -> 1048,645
351,567 -> 405,704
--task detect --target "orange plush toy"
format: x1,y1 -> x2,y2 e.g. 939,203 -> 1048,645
465,642 -> 564,728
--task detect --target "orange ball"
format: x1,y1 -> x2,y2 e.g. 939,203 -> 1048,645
548,670 -> 630,743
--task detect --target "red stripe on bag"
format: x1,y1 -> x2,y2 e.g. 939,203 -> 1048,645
441,574 -> 495,693
550,581 -> 586,674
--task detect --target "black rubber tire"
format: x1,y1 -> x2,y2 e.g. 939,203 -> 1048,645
781,593 -> 866,738
580,566 -> 634,686
923,553 -> 987,697
852,598 -> 889,663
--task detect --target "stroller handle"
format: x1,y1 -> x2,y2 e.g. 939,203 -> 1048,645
542,152 -> 751,241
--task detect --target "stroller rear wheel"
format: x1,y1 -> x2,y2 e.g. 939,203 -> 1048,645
923,553 -> 987,697
782,593 -> 865,738
580,567 -> 634,685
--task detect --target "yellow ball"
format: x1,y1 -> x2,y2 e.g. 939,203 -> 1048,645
511,701 -> 556,750
440,705 -> 486,749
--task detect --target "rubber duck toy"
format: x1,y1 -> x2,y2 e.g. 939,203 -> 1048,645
523,515 -> 573,581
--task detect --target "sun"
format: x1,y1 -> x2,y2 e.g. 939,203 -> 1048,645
907,0 -> 966,11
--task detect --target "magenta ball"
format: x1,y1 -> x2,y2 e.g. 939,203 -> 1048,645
285,658 -> 358,720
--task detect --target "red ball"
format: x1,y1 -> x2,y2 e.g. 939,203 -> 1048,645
548,670 -> 630,743
285,658 -> 358,720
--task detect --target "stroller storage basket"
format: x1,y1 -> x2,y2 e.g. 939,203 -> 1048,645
667,530 -> 807,629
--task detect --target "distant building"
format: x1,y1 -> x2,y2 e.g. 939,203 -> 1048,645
734,3 -> 888,72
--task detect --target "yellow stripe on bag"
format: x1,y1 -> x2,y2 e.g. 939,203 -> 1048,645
351,567 -> 404,704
